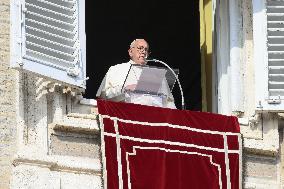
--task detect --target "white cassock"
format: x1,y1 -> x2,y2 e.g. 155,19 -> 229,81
97,60 -> 176,109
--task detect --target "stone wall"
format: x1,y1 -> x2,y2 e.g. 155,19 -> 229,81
10,76 -> 102,188
0,1 -> 102,188
240,0 -> 281,188
0,0 -> 18,188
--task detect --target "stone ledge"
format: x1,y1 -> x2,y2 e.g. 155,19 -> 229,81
80,98 -> 97,106
51,121 -> 99,135
49,113 -> 100,135
243,142 -> 279,157
12,152 -> 101,175
66,113 -> 98,120
72,98 -> 98,114
244,176 -> 278,188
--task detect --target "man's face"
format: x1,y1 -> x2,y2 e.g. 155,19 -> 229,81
128,39 -> 149,65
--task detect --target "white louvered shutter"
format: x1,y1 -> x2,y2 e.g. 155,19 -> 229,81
267,0 -> 284,99
253,0 -> 284,111
11,0 -> 86,88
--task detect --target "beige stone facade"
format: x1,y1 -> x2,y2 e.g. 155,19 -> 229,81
0,1 -> 102,188
1,0 -> 284,188
0,0 -> 17,187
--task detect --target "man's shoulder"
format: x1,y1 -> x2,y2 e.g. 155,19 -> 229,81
109,62 -> 131,71
111,62 -> 130,67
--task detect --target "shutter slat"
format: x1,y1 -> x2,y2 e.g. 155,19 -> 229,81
269,65 -> 284,69
269,89 -> 284,97
268,53 -> 284,59
269,81 -> 284,85
267,8 -> 284,13
26,26 -> 76,46
26,33 -> 76,53
268,74 -> 284,85
268,30 -> 284,36
267,16 -> 284,21
267,13 -> 284,16
268,74 -> 284,76
27,0 -> 75,13
269,88 -> 284,97
26,2 -> 75,22
268,23 -> 284,28
26,49 -> 75,67
268,36 -> 284,44
26,41 -> 76,62
268,21 -> 284,23
269,89 -> 284,91
26,18 -> 75,38
268,44 -> 284,51
267,1 -> 284,6
26,11 -> 75,30
267,6 -> 284,8
268,59 -> 284,67
268,28 -> 284,31
42,0 -> 75,9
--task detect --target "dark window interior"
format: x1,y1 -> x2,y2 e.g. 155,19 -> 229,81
85,0 -> 201,110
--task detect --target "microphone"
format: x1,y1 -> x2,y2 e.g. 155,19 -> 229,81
146,58 -> 185,110
144,54 -> 148,60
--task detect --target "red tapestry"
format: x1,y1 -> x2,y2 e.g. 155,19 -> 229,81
97,100 -> 241,189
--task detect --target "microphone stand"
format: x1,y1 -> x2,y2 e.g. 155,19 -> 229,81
146,59 -> 185,110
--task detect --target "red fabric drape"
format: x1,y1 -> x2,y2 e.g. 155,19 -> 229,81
98,100 -> 241,189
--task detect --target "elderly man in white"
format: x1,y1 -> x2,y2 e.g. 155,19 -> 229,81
97,39 -> 176,109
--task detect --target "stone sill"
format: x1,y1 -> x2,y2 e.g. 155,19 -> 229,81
71,98 -> 98,114
51,113 -> 100,134
80,98 -> 97,106
52,122 -> 99,135
67,113 -> 98,120
13,152 -> 101,175
243,138 -> 279,156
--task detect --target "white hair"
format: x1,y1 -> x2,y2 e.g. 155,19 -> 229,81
129,39 -> 149,49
